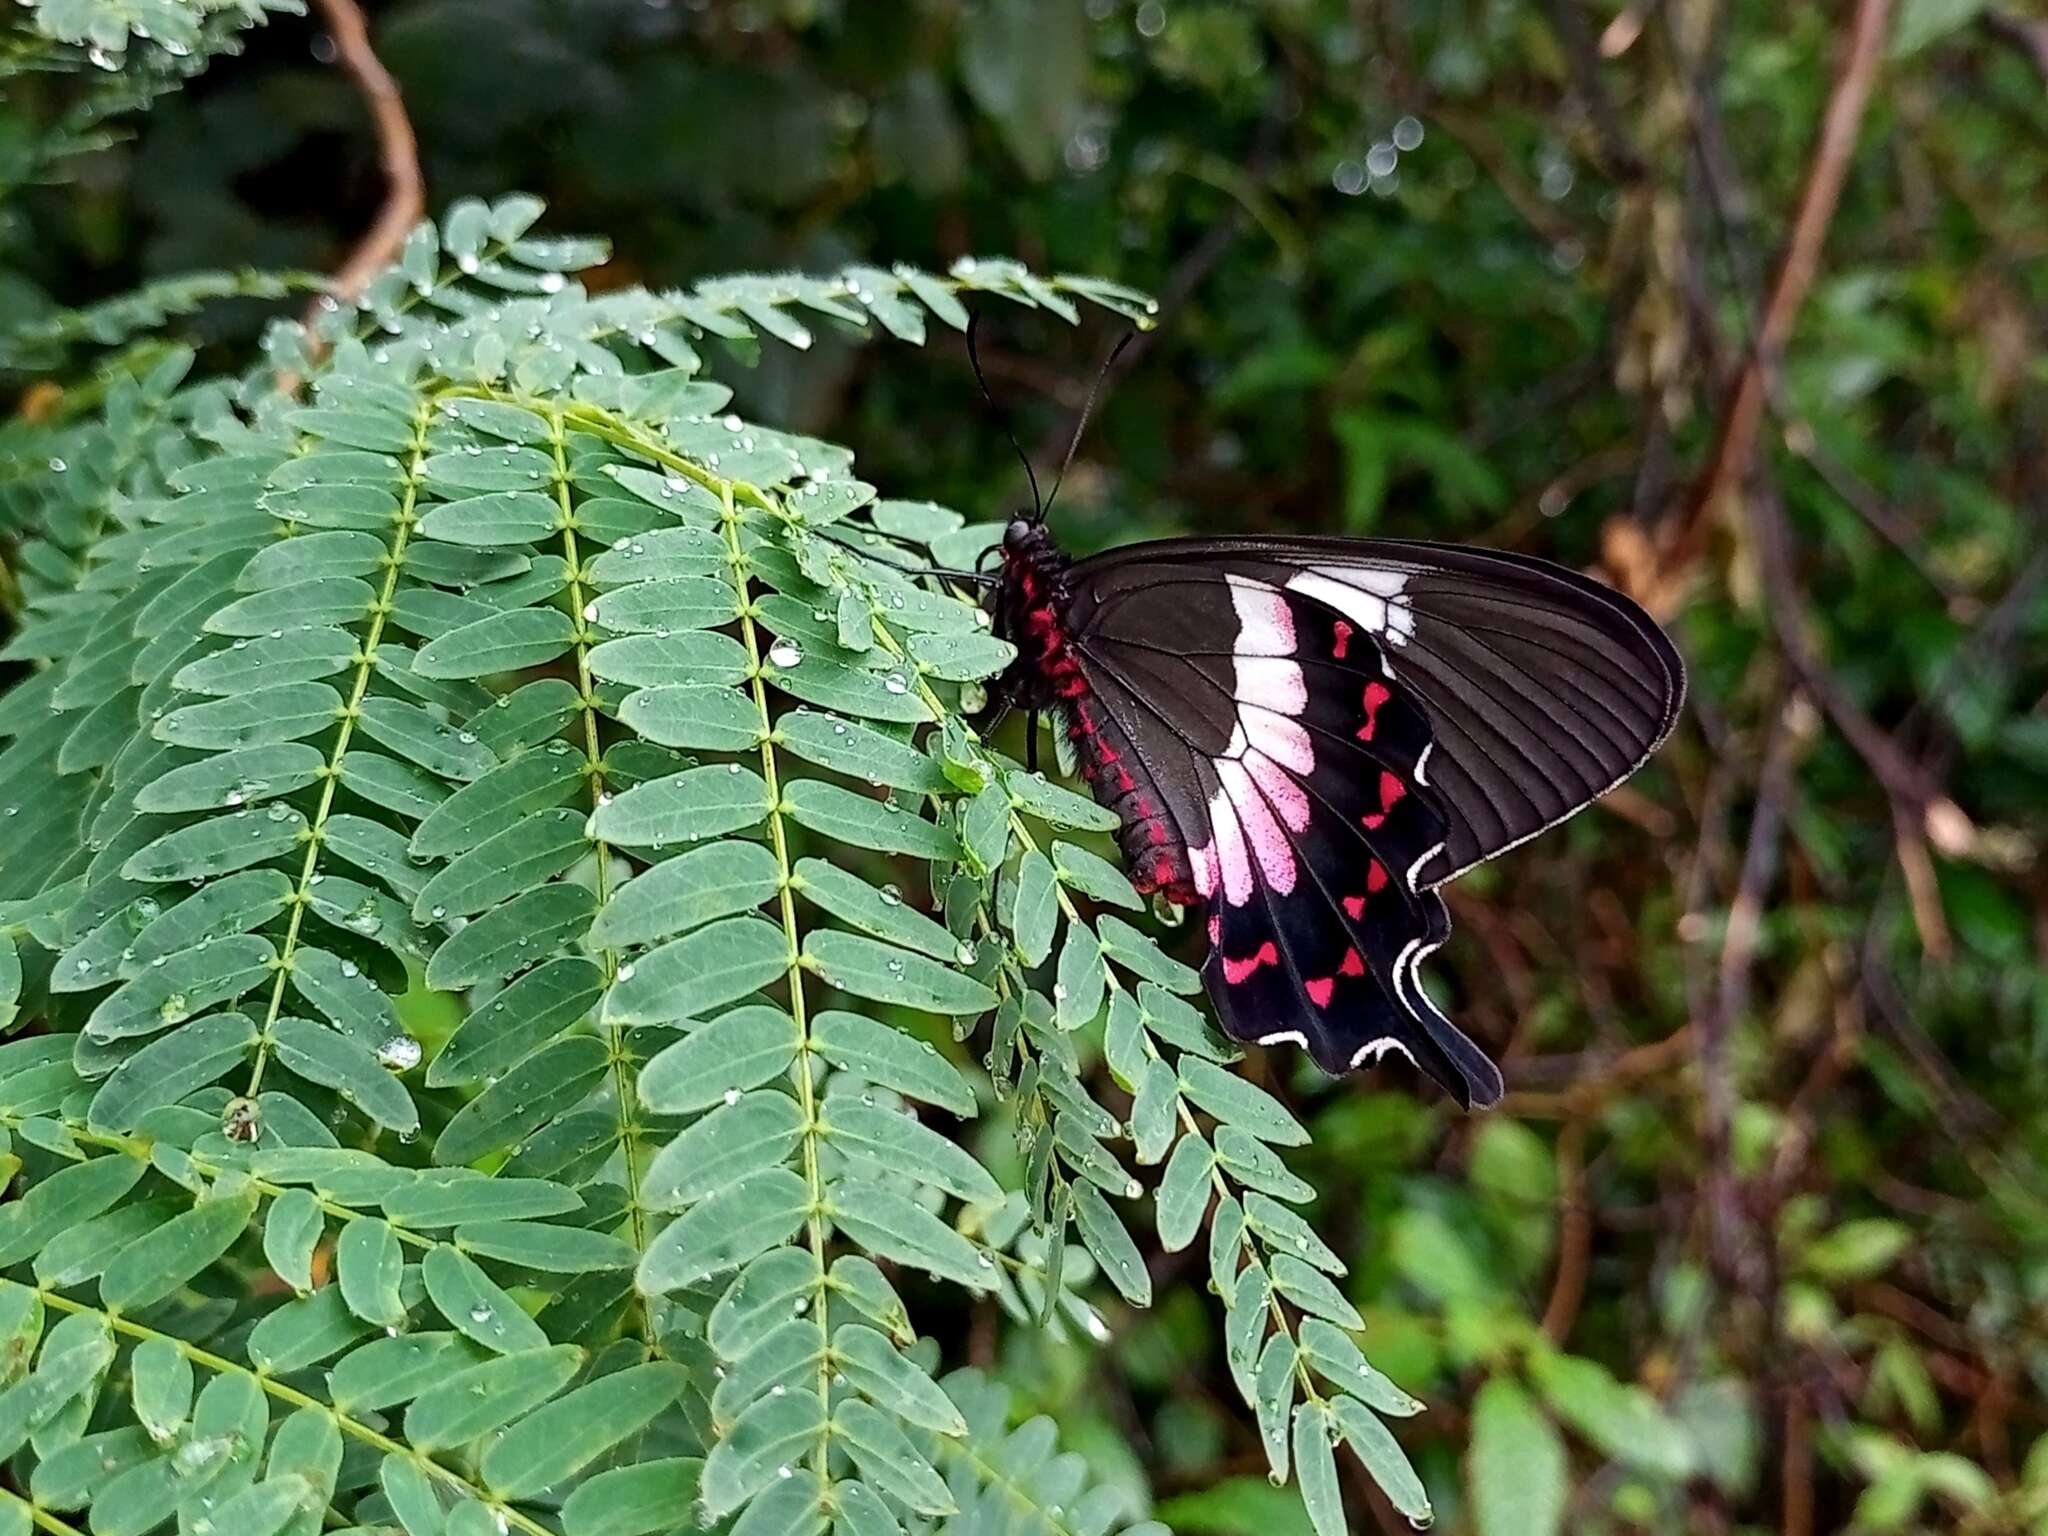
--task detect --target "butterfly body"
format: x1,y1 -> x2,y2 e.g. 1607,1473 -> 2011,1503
984,519 -> 1685,1110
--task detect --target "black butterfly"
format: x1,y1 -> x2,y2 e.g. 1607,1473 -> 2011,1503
982,521 -> 1684,1109
935,321 -> 1684,1109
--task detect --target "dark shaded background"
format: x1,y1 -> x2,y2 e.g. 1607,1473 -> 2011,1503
10,2 -> 2048,1531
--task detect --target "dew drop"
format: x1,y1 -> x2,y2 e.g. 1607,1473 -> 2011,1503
767,640 -> 802,669
376,1035 -> 422,1071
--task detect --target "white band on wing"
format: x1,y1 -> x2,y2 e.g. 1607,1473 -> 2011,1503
1285,567 -> 1415,647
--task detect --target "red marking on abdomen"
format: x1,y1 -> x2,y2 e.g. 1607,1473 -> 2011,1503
1357,681 -> 1391,742
1332,619 -> 1353,660
1361,771 -> 1406,831
1222,942 -> 1279,984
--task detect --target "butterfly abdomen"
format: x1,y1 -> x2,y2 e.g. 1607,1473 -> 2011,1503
1067,693 -> 1199,902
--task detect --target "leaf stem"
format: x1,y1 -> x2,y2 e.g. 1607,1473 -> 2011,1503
542,403 -> 652,1341
244,396 -> 432,1101
30,1288 -> 553,1536
1,1486 -> 89,1536
715,475 -> 838,1487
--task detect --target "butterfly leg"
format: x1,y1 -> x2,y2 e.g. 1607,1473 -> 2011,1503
1025,709 -> 1039,773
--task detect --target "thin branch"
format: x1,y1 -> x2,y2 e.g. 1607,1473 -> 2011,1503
313,0 -> 424,302
1541,1119 -> 1592,1341
1748,476 -> 1969,844
1666,0 -> 1894,577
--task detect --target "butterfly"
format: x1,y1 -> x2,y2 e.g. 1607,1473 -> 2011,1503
979,517 -> 1684,1110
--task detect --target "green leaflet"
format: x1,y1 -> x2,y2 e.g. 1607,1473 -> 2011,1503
809,1011 -> 977,1118
641,1090 -> 805,1209
605,915 -> 791,1025
638,1004 -> 800,1114
638,1167 -> 811,1295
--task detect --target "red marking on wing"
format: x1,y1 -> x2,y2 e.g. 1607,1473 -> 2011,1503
1361,771 -> 1406,831
1305,951 -> 1362,1010
1367,858 -> 1389,893
1222,942 -> 1279,984
1357,680 -> 1391,742
1331,619 -> 1353,661
1342,894 -> 1366,920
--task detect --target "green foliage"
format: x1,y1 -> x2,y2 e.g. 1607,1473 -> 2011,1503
8,4 -> 2048,1535
0,160 -> 1426,1529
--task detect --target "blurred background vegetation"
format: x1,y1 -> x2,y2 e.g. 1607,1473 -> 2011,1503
7,1 -> 2048,1532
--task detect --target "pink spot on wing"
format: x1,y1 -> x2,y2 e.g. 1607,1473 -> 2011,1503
1219,759 -> 1295,893
1189,840 -> 1221,898
1357,680 -> 1392,742
1242,704 -> 1313,774
1332,619 -> 1352,660
1205,788 -> 1254,906
1207,914 -> 1222,945
1340,948 -> 1365,977
1367,858 -> 1389,893
1222,942 -> 1278,984
1244,750 -> 1310,833
1305,976 -> 1334,1008
1342,894 -> 1366,920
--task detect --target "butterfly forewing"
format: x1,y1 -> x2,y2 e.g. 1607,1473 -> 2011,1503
1070,537 -> 1686,881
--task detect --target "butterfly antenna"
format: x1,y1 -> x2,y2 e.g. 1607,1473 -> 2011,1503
967,311 -> 1045,521
1042,327 -> 1135,520
811,527 -> 999,586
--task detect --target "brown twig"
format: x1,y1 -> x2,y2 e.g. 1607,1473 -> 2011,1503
1747,476 -> 1974,858
1701,690 -> 1804,1289
1664,0 -> 1894,579
1782,1389 -> 1814,1536
1542,1118 -> 1591,1341
314,0 -> 424,303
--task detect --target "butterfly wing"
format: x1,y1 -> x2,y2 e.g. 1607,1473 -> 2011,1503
1070,537 -> 1685,883
1060,559 -> 1504,1106
1055,539 -> 1682,1107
